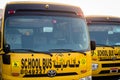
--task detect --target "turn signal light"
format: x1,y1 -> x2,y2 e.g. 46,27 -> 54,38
81,70 -> 87,73
11,73 -> 19,76
92,58 -> 97,61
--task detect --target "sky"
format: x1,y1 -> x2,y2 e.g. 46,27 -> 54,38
0,0 -> 120,17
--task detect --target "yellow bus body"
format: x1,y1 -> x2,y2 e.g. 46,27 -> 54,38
87,16 -> 120,78
1,52 -> 92,80
0,1 -> 93,80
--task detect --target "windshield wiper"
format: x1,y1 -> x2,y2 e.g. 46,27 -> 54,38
96,44 -> 114,48
49,49 -> 86,55
112,45 -> 120,47
10,49 -> 53,56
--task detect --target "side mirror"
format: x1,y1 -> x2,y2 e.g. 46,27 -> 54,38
3,44 -> 10,53
90,41 -> 96,50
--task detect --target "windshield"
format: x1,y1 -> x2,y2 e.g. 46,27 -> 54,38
88,24 -> 120,46
4,16 -> 89,52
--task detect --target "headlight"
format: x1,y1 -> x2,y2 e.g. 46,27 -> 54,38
80,76 -> 92,80
92,63 -> 98,70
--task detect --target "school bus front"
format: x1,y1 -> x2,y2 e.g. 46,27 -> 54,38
0,2 -> 94,80
87,16 -> 120,78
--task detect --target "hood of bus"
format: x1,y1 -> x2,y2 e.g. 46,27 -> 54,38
92,47 -> 117,61
3,52 -> 91,78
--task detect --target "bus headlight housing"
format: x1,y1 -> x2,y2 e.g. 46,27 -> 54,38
92,63 -> 98,70
80,76 -> 92,80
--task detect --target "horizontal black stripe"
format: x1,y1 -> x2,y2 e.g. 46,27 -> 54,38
102,63 -> 120,67
99,69 -> 120,74
23,72 -> 78,77
100,59 -> 120,61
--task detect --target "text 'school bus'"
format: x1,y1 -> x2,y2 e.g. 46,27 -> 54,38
0,1 -> 96,80
86,16 -> 120,78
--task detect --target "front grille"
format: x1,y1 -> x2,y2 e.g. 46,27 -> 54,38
23,72 -> 78,77
102,63 -> 120,67
99,69 -> 120,74
100,58 -> 120,61
99,70 -> 110,74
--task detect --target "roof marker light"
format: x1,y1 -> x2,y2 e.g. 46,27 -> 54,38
45,4 -> 49,9
8,10 -> 15,14
106,17 -> 110,20
77,12 -> 83,17
87,20 -> 92,25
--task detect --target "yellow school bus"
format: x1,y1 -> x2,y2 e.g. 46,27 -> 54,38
86,16 -> 120,79
0,1 -> 95,80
